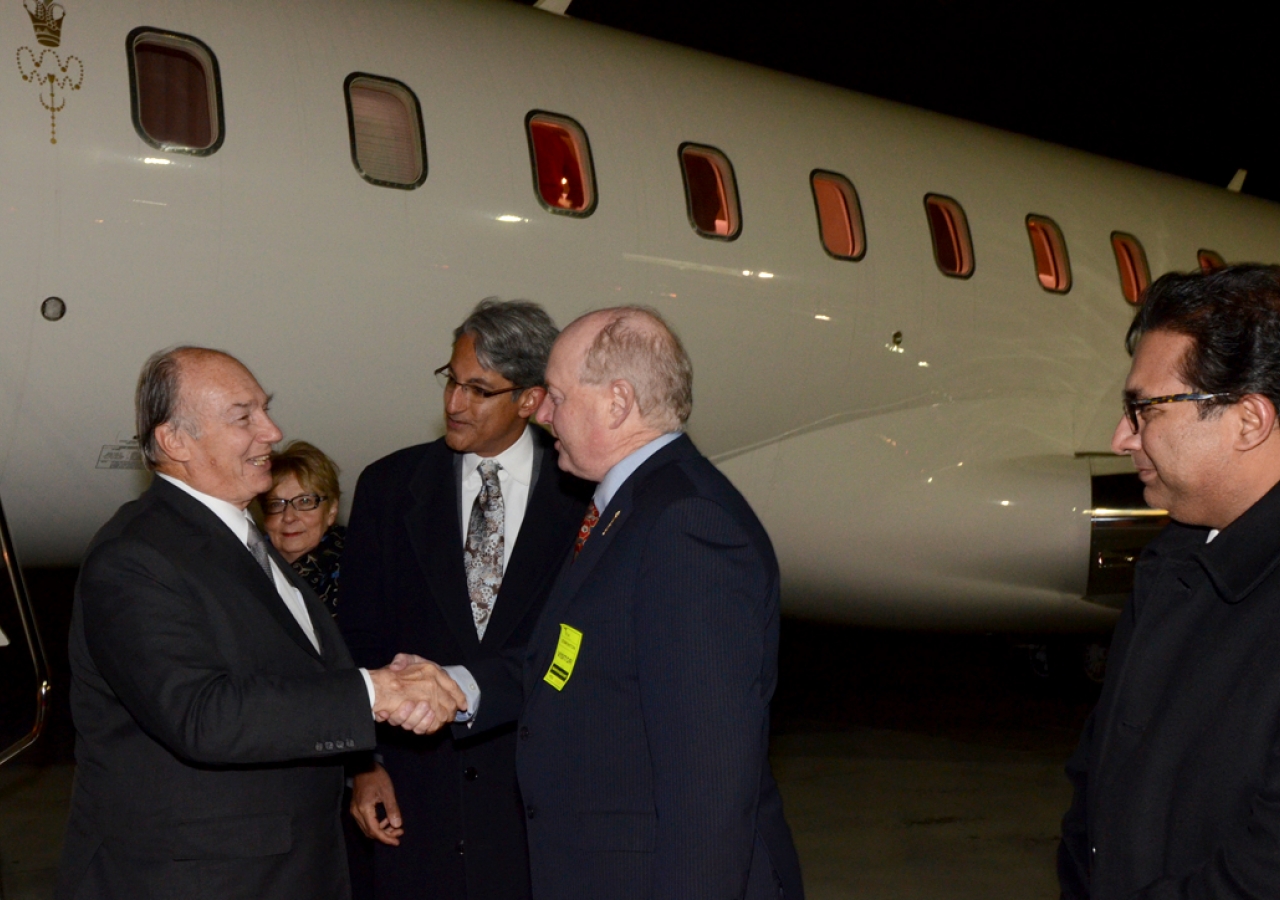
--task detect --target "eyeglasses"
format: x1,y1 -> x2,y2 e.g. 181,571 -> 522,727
262,493 -> 328,516
1122,392 -> 1232,433
434,365 -> 525,402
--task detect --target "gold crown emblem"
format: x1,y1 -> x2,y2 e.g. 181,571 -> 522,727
24,0 -> 65,48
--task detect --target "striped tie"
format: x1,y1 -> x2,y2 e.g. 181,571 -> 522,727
574,502 -> 600,559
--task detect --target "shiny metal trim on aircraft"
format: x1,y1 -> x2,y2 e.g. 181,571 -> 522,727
0,498 -> 51,766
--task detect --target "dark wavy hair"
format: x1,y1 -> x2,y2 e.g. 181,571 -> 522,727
1126,264 -> 1280,416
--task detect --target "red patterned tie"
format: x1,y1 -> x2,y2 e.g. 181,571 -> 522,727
574,502 -> 600,559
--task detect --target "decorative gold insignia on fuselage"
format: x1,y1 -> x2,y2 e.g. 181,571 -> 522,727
15,0 -> 84,145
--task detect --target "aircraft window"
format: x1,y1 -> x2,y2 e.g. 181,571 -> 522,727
127,29 -> 223,155
924,194 -> 974,278
679,143 -> 741,240
1111,232 -> 1151,304
344,74 -> 427,189
1026,215 -> 1071,293
811,170 -> 866,260
526,112 -> 596,216
1198,249 -> 1226,272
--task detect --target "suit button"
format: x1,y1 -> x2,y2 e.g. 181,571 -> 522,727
519,726 -> 530,740
346,739 -> 356,748
464,767 -> 479,781
324,741 -> 335,750
454,840 -> 465,855
526,805 -> 537,819
315,742 -> 324,752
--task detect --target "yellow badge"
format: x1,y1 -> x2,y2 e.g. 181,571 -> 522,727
543,624 -> 583,691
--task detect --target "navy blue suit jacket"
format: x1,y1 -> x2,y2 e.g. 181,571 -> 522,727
516,435 -> 804,900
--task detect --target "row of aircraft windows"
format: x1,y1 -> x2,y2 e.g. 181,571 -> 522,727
130,27 -> 1226,306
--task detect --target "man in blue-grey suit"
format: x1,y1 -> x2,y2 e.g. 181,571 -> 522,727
515,306 -> 804,900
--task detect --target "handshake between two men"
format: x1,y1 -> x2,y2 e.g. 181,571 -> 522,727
368,654 -> 468,735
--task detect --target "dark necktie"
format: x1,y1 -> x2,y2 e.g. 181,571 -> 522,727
246,521 -> 274,583
465,460 -> 504,640
574,502 -> 600,559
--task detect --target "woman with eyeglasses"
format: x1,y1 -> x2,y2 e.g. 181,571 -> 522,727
257,440 -> 345,615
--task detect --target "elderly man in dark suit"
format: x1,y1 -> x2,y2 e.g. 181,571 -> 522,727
515,306 -> 803,900
56,346 -> 465,900
338,299 -> 590,900
1059,265 -> 1280,898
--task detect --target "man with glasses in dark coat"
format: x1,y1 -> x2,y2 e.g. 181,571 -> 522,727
1060,265 -> 1280,898
339,299 -> 590,900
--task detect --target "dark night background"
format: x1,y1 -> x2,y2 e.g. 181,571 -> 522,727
534,0 -> 1280,203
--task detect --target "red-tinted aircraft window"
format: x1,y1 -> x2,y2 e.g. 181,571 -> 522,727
128,29 -> 222,154
924,194 -> 974,277
1112,232 -> 1151,304
526,113 -> 596,216
1198,249 -> 1226,272
1026,215 -> 1071,293
345,74 -> 426,189
811,170 -> 866,260
680,144 -> 741,239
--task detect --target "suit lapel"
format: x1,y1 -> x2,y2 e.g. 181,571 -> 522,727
404,447 -> 480,652
481,439 -> 577,649
267,541 -> 338,664
151,479 -> 326,663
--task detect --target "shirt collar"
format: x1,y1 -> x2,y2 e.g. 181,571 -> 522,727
157,472 -> 254,542
595,431 -> 681,513
462,424 -> 534,486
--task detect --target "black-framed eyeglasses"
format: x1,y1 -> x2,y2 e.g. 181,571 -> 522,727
434,365 -> 525,402
262,493 -> 328,516
1122,392 -> 1232,433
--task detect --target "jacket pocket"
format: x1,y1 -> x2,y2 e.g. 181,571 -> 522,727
171,813 -> 293,859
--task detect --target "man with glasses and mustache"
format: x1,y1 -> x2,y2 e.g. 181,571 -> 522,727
338,299 -> 590,900
1059,265 -> 1280,899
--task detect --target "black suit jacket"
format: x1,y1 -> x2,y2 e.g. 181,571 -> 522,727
1059,480 -> 1280,899
516,435 -> 804,900
338,428 -> 590,900
56,476 -> 375,900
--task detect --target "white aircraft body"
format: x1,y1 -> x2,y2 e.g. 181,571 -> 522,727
3,0 -> 1275,639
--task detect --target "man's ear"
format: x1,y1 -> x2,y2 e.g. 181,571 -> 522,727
154,422 -> 193,463
1235,393 -> 1278,452
516,386 -> 545,420
607,379 -> 636,429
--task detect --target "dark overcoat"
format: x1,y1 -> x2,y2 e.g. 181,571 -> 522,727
339,429 -> 589,900
1060,481 -> 1280,898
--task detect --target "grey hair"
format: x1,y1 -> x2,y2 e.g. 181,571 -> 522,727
578,306 -> 693,431
453,298 -> 559,394
135,346 -> 216,470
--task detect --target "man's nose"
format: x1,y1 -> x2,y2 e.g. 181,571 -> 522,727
535,395 -> 553,429
1111,414 -> 1139,455
445,385 -> 469,415
260,413 -> 284,445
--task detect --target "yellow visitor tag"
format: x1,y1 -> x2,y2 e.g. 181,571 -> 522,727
543,623 -> 583,691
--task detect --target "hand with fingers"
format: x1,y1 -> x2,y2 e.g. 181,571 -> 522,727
351,762 -> 404,845
368,657 -> 467,734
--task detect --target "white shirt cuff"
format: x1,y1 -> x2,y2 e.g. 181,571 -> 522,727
359,668 -> 376,713
443,665 -> 481,723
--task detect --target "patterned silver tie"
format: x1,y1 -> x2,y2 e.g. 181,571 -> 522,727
246,520 -> 274,583
465,460 -> 504,640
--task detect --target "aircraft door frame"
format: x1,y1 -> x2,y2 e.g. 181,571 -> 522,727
0,497 -> 51,766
